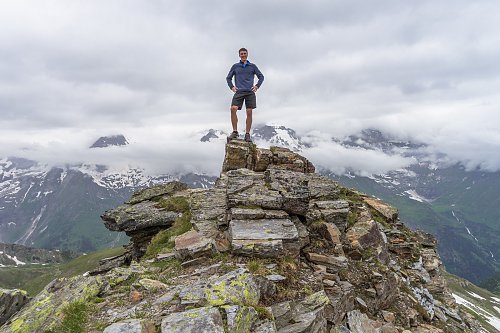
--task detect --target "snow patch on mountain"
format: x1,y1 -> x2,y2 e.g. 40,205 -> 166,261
405,190 -> 430,203
16,205 -> 46,245
453,293 -> 500,331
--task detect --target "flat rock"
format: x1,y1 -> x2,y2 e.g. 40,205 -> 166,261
101,201 -> 180,232
305,253 -> 348,271
126,181 -> 188,204
362,197 -> 398,222
229,219 -> 298,241
225,305 -> 260,333
0,288 -> 30,326
104,319 -> 152,333
232,239 -> 285,257
347,310 -> 379,333
205,268 -> 260,306
190,188 -> 226,237
174,230 -> 216,260
272,291 -> 330,333
161,306 -> 225,333
266,274 -> 287,282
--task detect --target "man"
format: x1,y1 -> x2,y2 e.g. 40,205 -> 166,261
226,48 -> 264,142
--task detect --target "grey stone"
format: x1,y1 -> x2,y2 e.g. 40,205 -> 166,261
0,288 -> 30,326
136,278 -> 168,291
231,207 -> 266,219
255,276 -> 277,299
103,319 -> 148,333
272,291 -> 330,333
178,283 -> 207,306
229,219 -> 299,241
346,310 -> 378,333
266,274 -> 287,282
190,188 -> 226,237
314,200 -> 349,210
102,200 -> 180,232
225,305 -> 259,333
205,268 -> 260,306
161,306 -> 225,333
174,230 -> 216,260
126,181 -> 188,204
254,320 -> 278,333
232,239 -> 285,257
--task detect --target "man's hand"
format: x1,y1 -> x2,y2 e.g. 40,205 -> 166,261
251,85 -> 259,92
231,87 -> 237,93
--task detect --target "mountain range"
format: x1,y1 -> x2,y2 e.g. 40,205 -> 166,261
0,126 -> 498,290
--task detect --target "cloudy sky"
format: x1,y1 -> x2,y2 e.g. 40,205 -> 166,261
1,0 -> 499,175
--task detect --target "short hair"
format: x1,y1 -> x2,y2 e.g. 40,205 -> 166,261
239,48 -> 248,54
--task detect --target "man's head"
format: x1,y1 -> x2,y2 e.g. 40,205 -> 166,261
239,48 -> 248,62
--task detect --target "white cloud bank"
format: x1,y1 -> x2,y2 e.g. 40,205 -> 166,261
1,0 -> 500,173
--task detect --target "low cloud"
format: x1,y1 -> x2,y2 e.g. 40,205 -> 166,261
1,1 -> 499,172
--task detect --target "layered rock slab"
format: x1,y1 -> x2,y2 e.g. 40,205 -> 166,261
222,139 -> 315,173
160,306 -> 225,333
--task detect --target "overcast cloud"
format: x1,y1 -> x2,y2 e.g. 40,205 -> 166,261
1,0 -> 499,175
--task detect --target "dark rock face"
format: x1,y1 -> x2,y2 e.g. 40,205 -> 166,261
3,141 -> 483,332
90,134 -> 129,148
0,289 -> 30,326
222,139 -> 315,173
0,243 -> 76,266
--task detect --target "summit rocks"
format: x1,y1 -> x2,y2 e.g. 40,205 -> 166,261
1,140 -> 484,333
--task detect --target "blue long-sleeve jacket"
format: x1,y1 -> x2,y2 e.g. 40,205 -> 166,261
226,61 -> 264,92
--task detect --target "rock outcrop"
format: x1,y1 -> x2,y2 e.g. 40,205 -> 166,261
0,140 -> 484,332
0,289 -> 29,326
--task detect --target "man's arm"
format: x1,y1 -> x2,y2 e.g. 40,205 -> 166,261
226,65 -> 236,90
254,64 -> 264,88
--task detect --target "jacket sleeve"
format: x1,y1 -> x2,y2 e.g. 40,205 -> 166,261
226,65 -> 235,89
254,64 -> 264,88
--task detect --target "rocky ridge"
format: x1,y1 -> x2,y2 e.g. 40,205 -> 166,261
0,140 -> 485,332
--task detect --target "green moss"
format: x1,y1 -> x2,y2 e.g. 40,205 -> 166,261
369,208 -> 390,228
361,247 -> 375,261
253,305 -> 273,320
347,211 -> 358,227
336,186 -> 364,203
144,205 -> 192,259
156,196 -> 190,212
44,300 -> 90,333
247,259 -> 262,273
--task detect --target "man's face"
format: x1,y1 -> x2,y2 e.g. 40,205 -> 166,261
239,51 -> 248,62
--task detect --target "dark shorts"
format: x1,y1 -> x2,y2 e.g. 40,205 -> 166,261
231,91 -> 257,110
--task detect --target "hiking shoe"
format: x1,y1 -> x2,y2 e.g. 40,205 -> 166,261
244,132 -> 252,143
227,131 -> 239,142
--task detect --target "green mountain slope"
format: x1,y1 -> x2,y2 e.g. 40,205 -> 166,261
0,247 -> 124,296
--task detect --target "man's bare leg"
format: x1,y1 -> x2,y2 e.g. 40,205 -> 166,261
231,105 -> 238,132
245,108 -> 253,134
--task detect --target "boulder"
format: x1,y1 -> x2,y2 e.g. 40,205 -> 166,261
0,275 -> 103,332
126,181 -> 188,205
103,319 -> 154,333
222,140 -> 315,173
0,288 -> 30,326
272,291 -> 330,333
161,306 -> 225,333
346,310 -> 381,333
362,197 -> 398,222
229,218 -> 300,257
225,305 -> 260,333
205,268 -> 260,306
174,230 -> 216,260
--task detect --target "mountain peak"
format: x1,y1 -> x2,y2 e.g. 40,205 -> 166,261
90,135 -> 128,148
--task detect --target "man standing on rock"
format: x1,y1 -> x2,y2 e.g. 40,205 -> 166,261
226,48 -> 264,143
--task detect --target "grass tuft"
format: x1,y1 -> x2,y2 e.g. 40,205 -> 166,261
45,300 -> 90,333
145,197 -> 192,259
